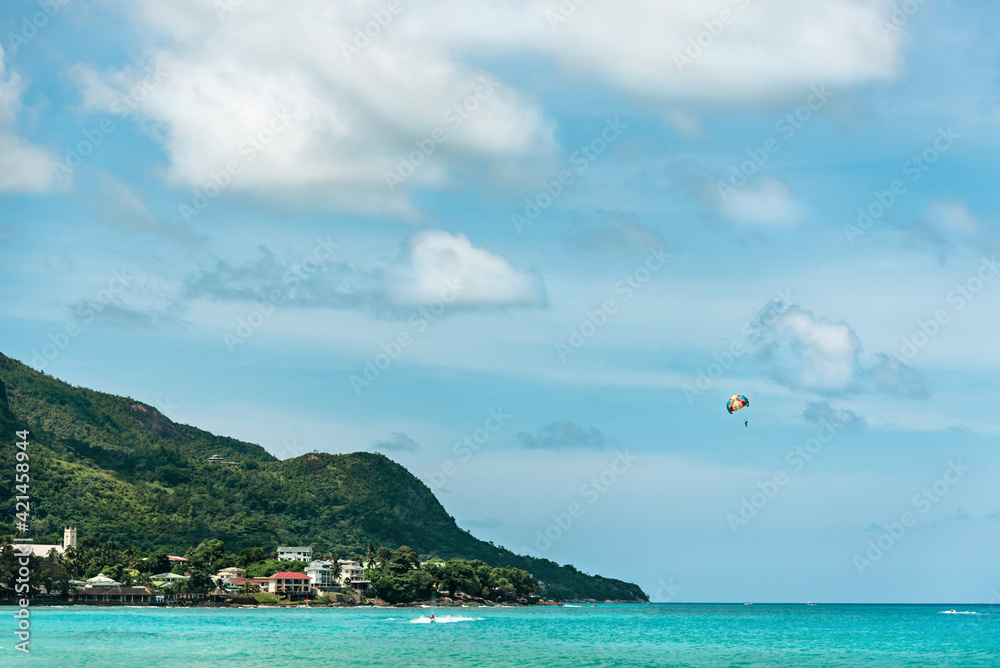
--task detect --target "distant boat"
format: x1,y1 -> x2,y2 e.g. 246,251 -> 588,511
807,602 -> 814,606
743,602 -> 752,606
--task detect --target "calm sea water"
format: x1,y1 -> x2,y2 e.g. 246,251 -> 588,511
4,604 -> 997,667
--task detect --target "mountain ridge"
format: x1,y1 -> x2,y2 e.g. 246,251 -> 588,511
0,352 -> 647,602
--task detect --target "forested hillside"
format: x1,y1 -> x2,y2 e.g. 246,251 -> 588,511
0,352 -> 646,601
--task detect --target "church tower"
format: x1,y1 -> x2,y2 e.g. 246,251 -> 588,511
63,526 -> 77,549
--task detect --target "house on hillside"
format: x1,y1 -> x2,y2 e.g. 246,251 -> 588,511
227,577 -> 267,593
277,546 -> 312,561
216,567 -> 246,579
305,560 -> 336,590
267,572 -> 312,598
213,577 -> 240,593
85,573 -> 121,587
151,572 -> 189,588
337,560 -> 371,590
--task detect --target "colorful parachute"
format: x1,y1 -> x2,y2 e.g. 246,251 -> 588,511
727,394 -> 749,414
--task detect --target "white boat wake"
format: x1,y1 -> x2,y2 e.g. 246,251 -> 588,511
409,615 -> 483,624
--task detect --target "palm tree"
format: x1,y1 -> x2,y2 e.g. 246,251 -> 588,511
365,542 -> 376,571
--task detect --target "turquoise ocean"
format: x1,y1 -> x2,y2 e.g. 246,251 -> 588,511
5,604 -> 998,667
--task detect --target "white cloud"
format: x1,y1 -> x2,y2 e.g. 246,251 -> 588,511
177,230 -> 544,314
387,231 -> 545,307
718,176 -> 803,226
925,199 -> 979,236
882,199 -> 998,262
78,0 -> 556,216
0,45 -> 60,192
527,0 -> 901,108
754,302 -> 926,397
81,0 -> 902,214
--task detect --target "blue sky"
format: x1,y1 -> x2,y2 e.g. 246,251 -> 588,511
2,0 -> 999,603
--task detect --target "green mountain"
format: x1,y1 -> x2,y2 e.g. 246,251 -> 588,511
0,352 -> 647,602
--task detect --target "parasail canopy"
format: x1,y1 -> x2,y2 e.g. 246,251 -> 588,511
727,394 -> 749,414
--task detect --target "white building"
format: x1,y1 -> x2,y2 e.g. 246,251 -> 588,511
277,546 -> 313,561
305,560 -> 336,588
337,560 -> 371,589
13,526 -> 77,558
216,567 -> 246,579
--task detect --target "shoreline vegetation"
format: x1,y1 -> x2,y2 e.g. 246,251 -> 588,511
0,538 -> 633,607
0,353 -> 649,604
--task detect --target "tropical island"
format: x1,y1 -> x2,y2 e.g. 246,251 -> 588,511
0,352 -> 647,605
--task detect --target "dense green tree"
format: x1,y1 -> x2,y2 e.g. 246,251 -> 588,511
441,559 -> 481,596
387,546 -> 421,575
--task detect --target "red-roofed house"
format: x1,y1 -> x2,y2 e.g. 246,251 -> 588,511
267,572 -> 312,596
167,556 -> 188,563
228,577 -> 270,592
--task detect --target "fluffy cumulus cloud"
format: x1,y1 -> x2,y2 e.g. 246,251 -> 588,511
753,302 -> 926,397
517,420 -> 609,450
427,0 -> 901,107
385,231 -> 545,307
0,45 -> 60,192
77,0 -> 556,217
78,0 -> 902,214
182,230 -> 545,312
525,0 -> 900,125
